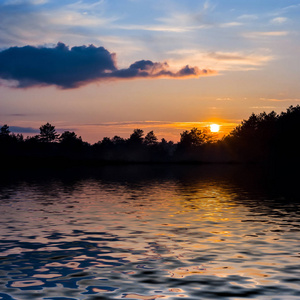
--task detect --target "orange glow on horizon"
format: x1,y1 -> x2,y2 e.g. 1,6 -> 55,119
10,120 -> 239,143
74,120 -> 238,143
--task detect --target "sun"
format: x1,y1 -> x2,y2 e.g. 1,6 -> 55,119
210,124 -> 220,133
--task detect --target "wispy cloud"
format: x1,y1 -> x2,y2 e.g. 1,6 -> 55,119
5,125 -> 75,134
115,9 -> 215,33
7,126 -> 39,133
0,113 -> 30,117
88,121 -> 173,128
0,43 -> 216,89
3,0 -> 47,5
243,31 -> 289,38
216,97 -> 232,101
86,120 -> 236,131
237,14 -> 258,21
0,0 -> 115,47
219,22 -> 242,28
260,98 -> 300,102
167,49 -> 274,72
46,11 -> 112,27
113,24 -> 205,33
279,4 -> 300,13
251,106 -> 277,109
115,19 -> 242,33
207,51 -> 265,63
270,17 -> 287,24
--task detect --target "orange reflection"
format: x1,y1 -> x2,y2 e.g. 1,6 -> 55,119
169,265 -> 206,278
11,280 -> 44,288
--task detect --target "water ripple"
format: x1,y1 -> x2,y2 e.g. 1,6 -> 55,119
0,165 -> 300,299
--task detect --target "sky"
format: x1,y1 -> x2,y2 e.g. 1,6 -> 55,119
1,0 -> 300,143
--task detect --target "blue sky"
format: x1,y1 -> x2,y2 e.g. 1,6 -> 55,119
1,0 -> 300,142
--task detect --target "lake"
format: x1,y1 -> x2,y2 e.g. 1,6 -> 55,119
0,164 -> 300,300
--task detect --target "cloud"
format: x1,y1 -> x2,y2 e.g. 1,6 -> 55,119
9,126 -> 39,133
0,42 -> 216,89
237,14 -> 258,21
0,42 -> 116,88
260,97 -> 300,102
271,17 -> 287,24
86,120 -> 235,131
167,48 -> 274,72
280,4 -> 300,13
113,60 -> 212,79
208,52 -> 248,61
216,97 -> 232,101
114,24 -> 198,33
0,113 -> 28,117
250,106 -> 277,109
6,125 -> 75,134
243,31 -> 289,38
3,0 -> 47,5
0,1 -> 115,47
88,121 -> 173,127
219,22 -> 242,28
207,51 -> 274,68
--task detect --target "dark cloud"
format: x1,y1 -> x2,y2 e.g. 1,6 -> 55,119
0,42 -> 116,88
9,126 -> 39,133
115,59 -> 214,79
8,126 -> 75,134
88,121 -> 171,126
0,42 -> 216,89
0,113 -> 28,117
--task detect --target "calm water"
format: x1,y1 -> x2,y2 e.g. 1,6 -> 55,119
0,165 -> 300,300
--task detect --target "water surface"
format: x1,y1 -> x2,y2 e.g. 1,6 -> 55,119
0,165 -> 300,299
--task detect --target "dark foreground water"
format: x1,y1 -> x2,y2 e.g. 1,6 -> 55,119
0,165 -> 300,300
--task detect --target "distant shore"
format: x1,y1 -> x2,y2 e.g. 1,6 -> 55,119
2,106 -> 300,168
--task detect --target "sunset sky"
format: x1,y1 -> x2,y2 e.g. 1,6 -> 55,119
1,0 -> 300,142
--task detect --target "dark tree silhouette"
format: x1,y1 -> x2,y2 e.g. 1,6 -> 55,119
128,129 -> 144,145
0,124 -> 10,136
3,106 -> 300,165
112,135 -> 125,145
180,127 -> 215,147
101,137 -> 113,146
59,130 -> 86,159
60,131 -> 81,144
144,131 -> 158,145
222,106 -> 300,162
39,123 -> 59,142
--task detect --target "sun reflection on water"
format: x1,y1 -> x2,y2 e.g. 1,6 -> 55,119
0,166 -> 300,299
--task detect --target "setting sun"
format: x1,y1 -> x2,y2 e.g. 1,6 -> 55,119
210,124 -> 220,133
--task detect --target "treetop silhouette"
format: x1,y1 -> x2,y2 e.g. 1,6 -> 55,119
39,123 -> 59,143
2,105 -> 300,164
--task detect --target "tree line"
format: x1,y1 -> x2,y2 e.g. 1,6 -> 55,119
1,105 -> 300,164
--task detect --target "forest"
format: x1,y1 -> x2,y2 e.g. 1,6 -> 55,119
1,105 -> 300,165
